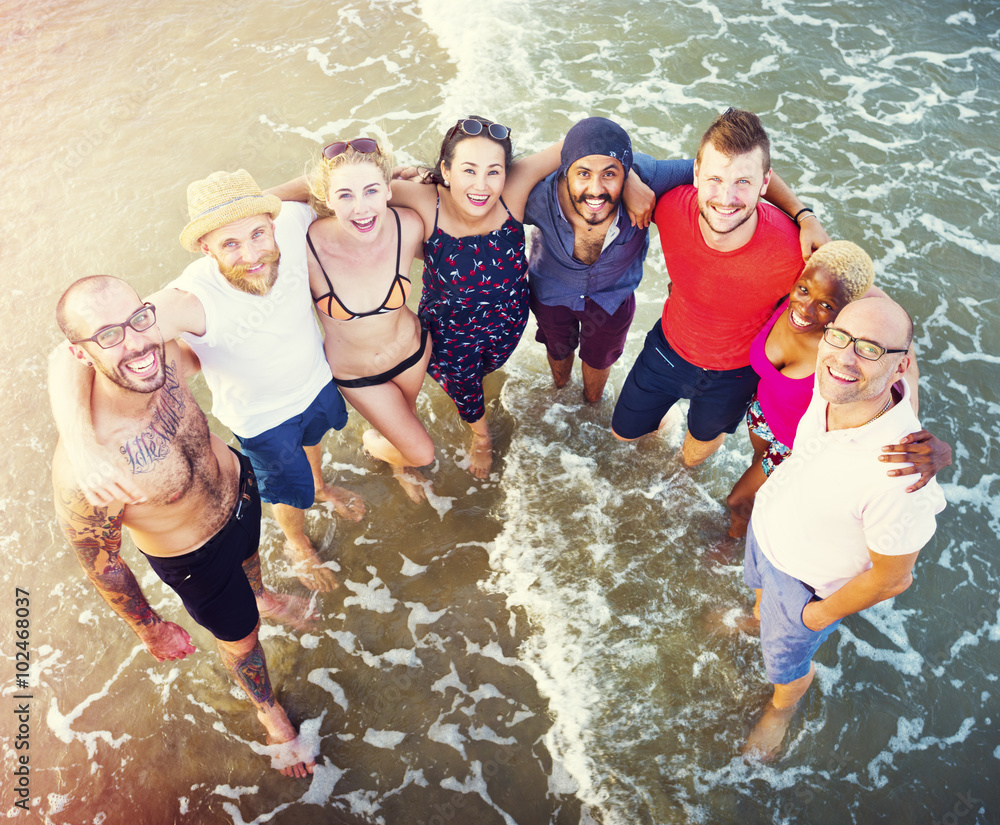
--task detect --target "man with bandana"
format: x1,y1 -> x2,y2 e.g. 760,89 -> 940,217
523,116 -> 828,404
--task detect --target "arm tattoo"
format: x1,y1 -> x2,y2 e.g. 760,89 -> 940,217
55,489 -> 157,628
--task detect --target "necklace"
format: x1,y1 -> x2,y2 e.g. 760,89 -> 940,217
862,396 -> 894,427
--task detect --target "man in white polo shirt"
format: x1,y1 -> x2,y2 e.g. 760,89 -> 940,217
741,295 -> 946,760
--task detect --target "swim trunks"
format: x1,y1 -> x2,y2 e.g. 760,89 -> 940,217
744,520 -> 841,684
140,448 -> 261,643
234,379 -> 348,509
611,321 -> 759,441
530,292 -> 636,370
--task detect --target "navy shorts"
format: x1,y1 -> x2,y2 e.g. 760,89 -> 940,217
141,449 -> 261,643
235,380 -> 348,508
611,322 -> 760,441
743,520 -> 841,684
530,293 -> 636,371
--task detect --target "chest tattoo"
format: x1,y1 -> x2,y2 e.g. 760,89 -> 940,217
120,362 -> 187,474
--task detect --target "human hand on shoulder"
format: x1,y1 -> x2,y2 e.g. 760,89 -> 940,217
63,438 -> 146,507
392,165 -> 432,183
795,211 -> 831,261
138,620 -> 196,662
879,429 -> 952,493
623,171 -> 654,229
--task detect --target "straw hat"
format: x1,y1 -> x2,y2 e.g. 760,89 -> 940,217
179,169 -> 282,252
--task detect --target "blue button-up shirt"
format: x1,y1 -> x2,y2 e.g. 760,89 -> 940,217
523,154 -> 694,314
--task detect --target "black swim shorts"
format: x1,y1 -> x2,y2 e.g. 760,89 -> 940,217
141,448 -> 261,642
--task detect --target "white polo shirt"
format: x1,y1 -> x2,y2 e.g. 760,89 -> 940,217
169,202 -> 331,438
753,378 -> 946,599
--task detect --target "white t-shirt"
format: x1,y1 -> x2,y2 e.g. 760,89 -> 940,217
169,202 -> 331,438
753,378 -> 946,599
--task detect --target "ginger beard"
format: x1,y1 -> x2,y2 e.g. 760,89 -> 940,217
213,248 -> 281,296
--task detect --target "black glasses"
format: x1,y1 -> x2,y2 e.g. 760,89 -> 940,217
72,304 -> 157,349
451,119 -> 511,141
322,138 -> 380,159
823,326 -> 908,361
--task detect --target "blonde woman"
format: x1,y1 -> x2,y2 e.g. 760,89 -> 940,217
303,138 -> 434,502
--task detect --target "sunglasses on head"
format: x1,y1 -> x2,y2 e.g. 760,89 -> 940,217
450,119 -> 511,141
322,138 -> 380,159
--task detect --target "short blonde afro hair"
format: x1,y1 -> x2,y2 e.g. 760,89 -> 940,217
804,240 -> 875,302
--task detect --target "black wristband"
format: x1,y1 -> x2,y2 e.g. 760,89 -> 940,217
793,207 -> 815,224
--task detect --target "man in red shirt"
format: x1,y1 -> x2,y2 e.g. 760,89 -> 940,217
612,108 -> 827,466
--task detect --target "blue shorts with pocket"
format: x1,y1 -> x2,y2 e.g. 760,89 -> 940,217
141,449 -> 261,643
611,322 -> 759,441
235,379 -> 348,508
743,519 -> 842,684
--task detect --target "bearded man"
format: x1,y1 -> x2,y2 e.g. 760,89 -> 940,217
613,108 -> 822,466
523,116 -> 828,404
50,170 -> 364,592
51,275 -> 317,777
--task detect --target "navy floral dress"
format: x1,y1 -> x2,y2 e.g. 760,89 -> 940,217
419,196 -> 529,422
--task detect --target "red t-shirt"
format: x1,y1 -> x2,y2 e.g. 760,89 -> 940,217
654,186 -> 803,370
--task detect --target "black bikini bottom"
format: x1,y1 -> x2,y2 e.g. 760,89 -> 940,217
333,326 -> 429,390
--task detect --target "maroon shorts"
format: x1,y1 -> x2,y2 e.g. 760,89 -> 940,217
529,293 -> 636,370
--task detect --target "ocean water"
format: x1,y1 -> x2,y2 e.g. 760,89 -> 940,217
1,1 -> 998,823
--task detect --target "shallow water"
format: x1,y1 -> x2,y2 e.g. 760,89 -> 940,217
2,1 -> 999,823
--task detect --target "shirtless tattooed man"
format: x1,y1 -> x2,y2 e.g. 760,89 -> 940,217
51,275 -> 317,778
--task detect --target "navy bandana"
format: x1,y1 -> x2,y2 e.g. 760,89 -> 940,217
560,117 -> 634,178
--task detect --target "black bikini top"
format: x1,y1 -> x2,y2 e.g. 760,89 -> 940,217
309,208 -> 410,321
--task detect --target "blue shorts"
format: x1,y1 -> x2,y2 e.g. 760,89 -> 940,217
235,380 -> 348,508
743,520 -> 841,684
611,322 -> 760,441
141,449 -> 261,643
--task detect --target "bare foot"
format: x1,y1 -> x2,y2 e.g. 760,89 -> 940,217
282,539 -> 339,593
258,707 -> 316,778
258,591 -> 320,632
315,484 -> 366,522
468,432 -> 493,480
393,467 -> 430,503
743,701 -> 799,762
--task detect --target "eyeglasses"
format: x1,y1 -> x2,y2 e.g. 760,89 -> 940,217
450,119 -> 511,141
322,138 -> 380,159
72,304 -> 157,349
823,326 -> 908,361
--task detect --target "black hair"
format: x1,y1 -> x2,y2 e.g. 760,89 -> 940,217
423,115 -> 514,185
